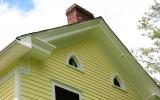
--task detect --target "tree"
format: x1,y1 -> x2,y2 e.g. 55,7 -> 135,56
132,0 -> 160,85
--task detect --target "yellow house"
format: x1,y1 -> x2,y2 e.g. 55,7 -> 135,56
0,4 -> 160,100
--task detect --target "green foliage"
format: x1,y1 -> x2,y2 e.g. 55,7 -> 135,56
134,1 -> 160,85
138,2 -> 160,39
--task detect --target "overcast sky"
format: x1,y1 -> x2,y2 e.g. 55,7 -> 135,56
0,0 -> 156,51
1,0 -> 160,79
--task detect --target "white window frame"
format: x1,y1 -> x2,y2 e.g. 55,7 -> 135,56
52,81 -> 82,100
66,53 -> 83,70
111,74 -> 126,90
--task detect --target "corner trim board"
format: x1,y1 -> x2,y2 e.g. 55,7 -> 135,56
15,66 -> 31,100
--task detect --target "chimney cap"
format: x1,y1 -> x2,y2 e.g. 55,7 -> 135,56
66,3 -> 94,17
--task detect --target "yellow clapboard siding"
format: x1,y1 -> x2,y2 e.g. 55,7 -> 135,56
22,76 -> 51,91
21,39 -> 142,100
0,75 -> 15,100
31,60 -> 139,99
22,82 -> 51,97
22,91 -> 50,100
1,93 -> 15,100
0,77 -> 14,92
22,87 -> 51,99
22,96 -> 38,100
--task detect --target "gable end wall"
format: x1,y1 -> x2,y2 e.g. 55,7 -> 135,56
21,39 -> 142,100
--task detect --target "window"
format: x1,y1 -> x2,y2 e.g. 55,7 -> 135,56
53,82 -> 81,100
113,76 -> 121,87
112,74 -> 125,90
67,55 -> 81,68
55,86 -> 79,100
69,58 -> 78,67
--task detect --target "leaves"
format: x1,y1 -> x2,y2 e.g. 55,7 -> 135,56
134,1 -> 160,86
138,2 -> 160,39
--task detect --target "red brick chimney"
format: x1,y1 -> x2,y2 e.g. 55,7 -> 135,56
66,4 -> 94,24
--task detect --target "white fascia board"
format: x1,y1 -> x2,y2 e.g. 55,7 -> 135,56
0,39 -> 31,71
16,36 -> 32,48
32,37 -> 56,54
0,35 -> 56,71
33,18 -> 100,42
17,36 -> 56,60
29,37 -> 56,60
45,24 -> 99,42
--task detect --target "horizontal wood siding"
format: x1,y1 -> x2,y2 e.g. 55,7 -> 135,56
21,39 -> 142,100
0,75 -> 15,100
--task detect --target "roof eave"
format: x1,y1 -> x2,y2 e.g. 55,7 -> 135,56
0,36 -> 56,71
0,39 -> 31,71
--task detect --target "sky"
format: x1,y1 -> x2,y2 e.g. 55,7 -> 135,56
0,0 -> 160,79
0,1 -> 159,96
0,0 -> 155,51
1,0 -> 34,11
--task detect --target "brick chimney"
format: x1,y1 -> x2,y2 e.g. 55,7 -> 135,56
66,4 -> 94,24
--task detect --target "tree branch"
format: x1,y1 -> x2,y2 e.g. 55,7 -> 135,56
137,59 -> 160,65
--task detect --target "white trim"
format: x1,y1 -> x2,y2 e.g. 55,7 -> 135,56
14,64 -> 31,100
16,36 -> 32,48
0,67 -> 26,100
0,67 -> 24,100
52,81 -> 82,100
45,25 -> 98,42
30,37 -> 56,60
0,41 -> 31,71
15,67 -> 21,100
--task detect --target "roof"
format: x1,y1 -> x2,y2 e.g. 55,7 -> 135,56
0,17 -> 160,99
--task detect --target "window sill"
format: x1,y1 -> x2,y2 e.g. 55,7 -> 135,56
112,85 -> 127,93
65,64 -> 85,74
